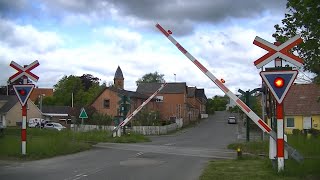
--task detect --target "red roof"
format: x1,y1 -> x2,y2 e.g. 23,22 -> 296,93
30,88 -> 54,102
284,84 -> 320,116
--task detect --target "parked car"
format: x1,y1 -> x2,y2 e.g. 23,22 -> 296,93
28,118 -> 44,128
227,116 -> 237,124
44,122 -> 66,131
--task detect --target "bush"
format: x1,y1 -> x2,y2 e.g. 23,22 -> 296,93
132,110 -> 164,126
292,129 -> 301,135
309,128 -> 320,137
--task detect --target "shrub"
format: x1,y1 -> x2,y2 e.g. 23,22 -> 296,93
309,128 -> 320,138
292,129 -> 301,135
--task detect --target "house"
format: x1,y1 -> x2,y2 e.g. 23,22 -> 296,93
92,66 -> 208,126
186,87 -> 208,121
137,82 -> 206,124
0,95 -> 41,127
283,83 -> 320,134
41,106 -> 72,126
91,66 -> 157,118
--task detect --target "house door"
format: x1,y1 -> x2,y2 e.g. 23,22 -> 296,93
303,116 -> 312,129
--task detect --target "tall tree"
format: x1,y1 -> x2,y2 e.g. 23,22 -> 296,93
273,0 -> 319,83
136,71 -> 165,86
79,74 -> 100,91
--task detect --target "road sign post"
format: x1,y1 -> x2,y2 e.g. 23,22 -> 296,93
156,24 -> 304,164
9,60 -> 39,155
79,107 -> 88,125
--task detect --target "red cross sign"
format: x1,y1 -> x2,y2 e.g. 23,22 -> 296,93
9,60 -> 40,83
253,35 -> 304,69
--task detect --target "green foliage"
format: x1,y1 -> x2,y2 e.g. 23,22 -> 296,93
44,74 -> 104,107
292,129 -> 301,135
132,109 -> 164,126
136,71 -> 165,86
206,95 -> 228,114
0,127 -> 150,160
273,0 -> 319,82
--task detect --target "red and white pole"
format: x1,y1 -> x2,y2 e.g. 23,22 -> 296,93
22,74 -> 28,155
276,102 -> 284,171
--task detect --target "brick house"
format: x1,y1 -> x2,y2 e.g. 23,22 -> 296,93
137,82 -> 188,122
283,83 -> 320,134
91,66 -> 157,117
92,66 -> 208,125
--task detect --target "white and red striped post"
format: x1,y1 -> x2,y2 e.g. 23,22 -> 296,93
276,102 -> 284,171
21,75 -> 28,155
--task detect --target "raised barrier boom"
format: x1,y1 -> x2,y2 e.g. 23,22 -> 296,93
155,23 -> 303,162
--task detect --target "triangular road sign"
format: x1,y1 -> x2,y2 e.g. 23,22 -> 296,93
13,84 -> 35,106
79,108 -> 88,118
260,70 -> 298,103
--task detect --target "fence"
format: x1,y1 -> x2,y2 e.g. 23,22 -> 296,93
71,123 -> 178,135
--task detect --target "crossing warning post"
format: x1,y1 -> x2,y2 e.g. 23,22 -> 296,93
9,60 -> 39,155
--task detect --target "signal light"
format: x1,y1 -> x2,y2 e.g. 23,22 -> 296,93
274,77 -> 285,88
18,89 -> 26,96
220,79 -> 225,83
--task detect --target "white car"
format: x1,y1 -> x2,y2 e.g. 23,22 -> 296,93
44,122 -> 66,131
228,116 -> 237,124
28,118 -> 44,128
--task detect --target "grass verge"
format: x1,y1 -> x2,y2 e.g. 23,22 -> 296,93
201,134 -> 320,180
0,127 -> 150,160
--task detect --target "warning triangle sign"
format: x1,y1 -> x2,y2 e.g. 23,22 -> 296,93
13,84 -> 35,106
260,70 -> 298,103
79,108 -> 88,118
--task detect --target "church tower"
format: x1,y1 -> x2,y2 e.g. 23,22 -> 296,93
114,66 -> 124,89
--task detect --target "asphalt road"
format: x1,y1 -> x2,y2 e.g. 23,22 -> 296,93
0,111 -> 241,180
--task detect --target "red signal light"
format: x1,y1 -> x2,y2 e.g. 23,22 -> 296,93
274,77 -> 284,88
18,89 -> 26,96
220,79 -> 225,83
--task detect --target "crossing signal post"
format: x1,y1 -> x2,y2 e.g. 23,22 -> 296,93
9,61 -> 39,155
116,94 -> 131,136
254,35 -> 303,172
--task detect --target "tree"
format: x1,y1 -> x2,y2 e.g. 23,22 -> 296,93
206,95 -> 228,114
136,71 -> 165,86
79,74 -> 100,91
273,0 -> 319,83
46,74 -> 104,107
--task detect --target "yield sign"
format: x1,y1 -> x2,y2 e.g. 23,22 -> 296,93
79,108 -> 88,119
9,60 -> 40,83
13,84 -> 35,106
253,35 -> 304,69
260,70 -> 298,103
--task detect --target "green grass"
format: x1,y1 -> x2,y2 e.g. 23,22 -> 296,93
0,127 -> 150,160
201,135 -> 320,180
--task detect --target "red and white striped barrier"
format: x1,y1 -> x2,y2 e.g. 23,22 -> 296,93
112,83 -> 167,133
155,23 -> 304,162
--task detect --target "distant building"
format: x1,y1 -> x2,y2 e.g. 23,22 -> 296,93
91,66 -> 208,126
29,87 -> 54,102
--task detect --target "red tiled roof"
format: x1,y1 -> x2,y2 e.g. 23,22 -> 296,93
30,88 -> 54,102
284,84 -> 320,116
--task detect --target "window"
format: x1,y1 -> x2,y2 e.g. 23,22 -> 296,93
103,99 -> 110,108
286,117 -> 295,128
156,96 -> 163,102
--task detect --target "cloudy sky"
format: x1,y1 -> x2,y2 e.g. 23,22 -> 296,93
1,0 -> 309,98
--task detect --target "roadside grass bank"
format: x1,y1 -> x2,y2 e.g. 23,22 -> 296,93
200,134 -> 320,180
0,127 -> 150,160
